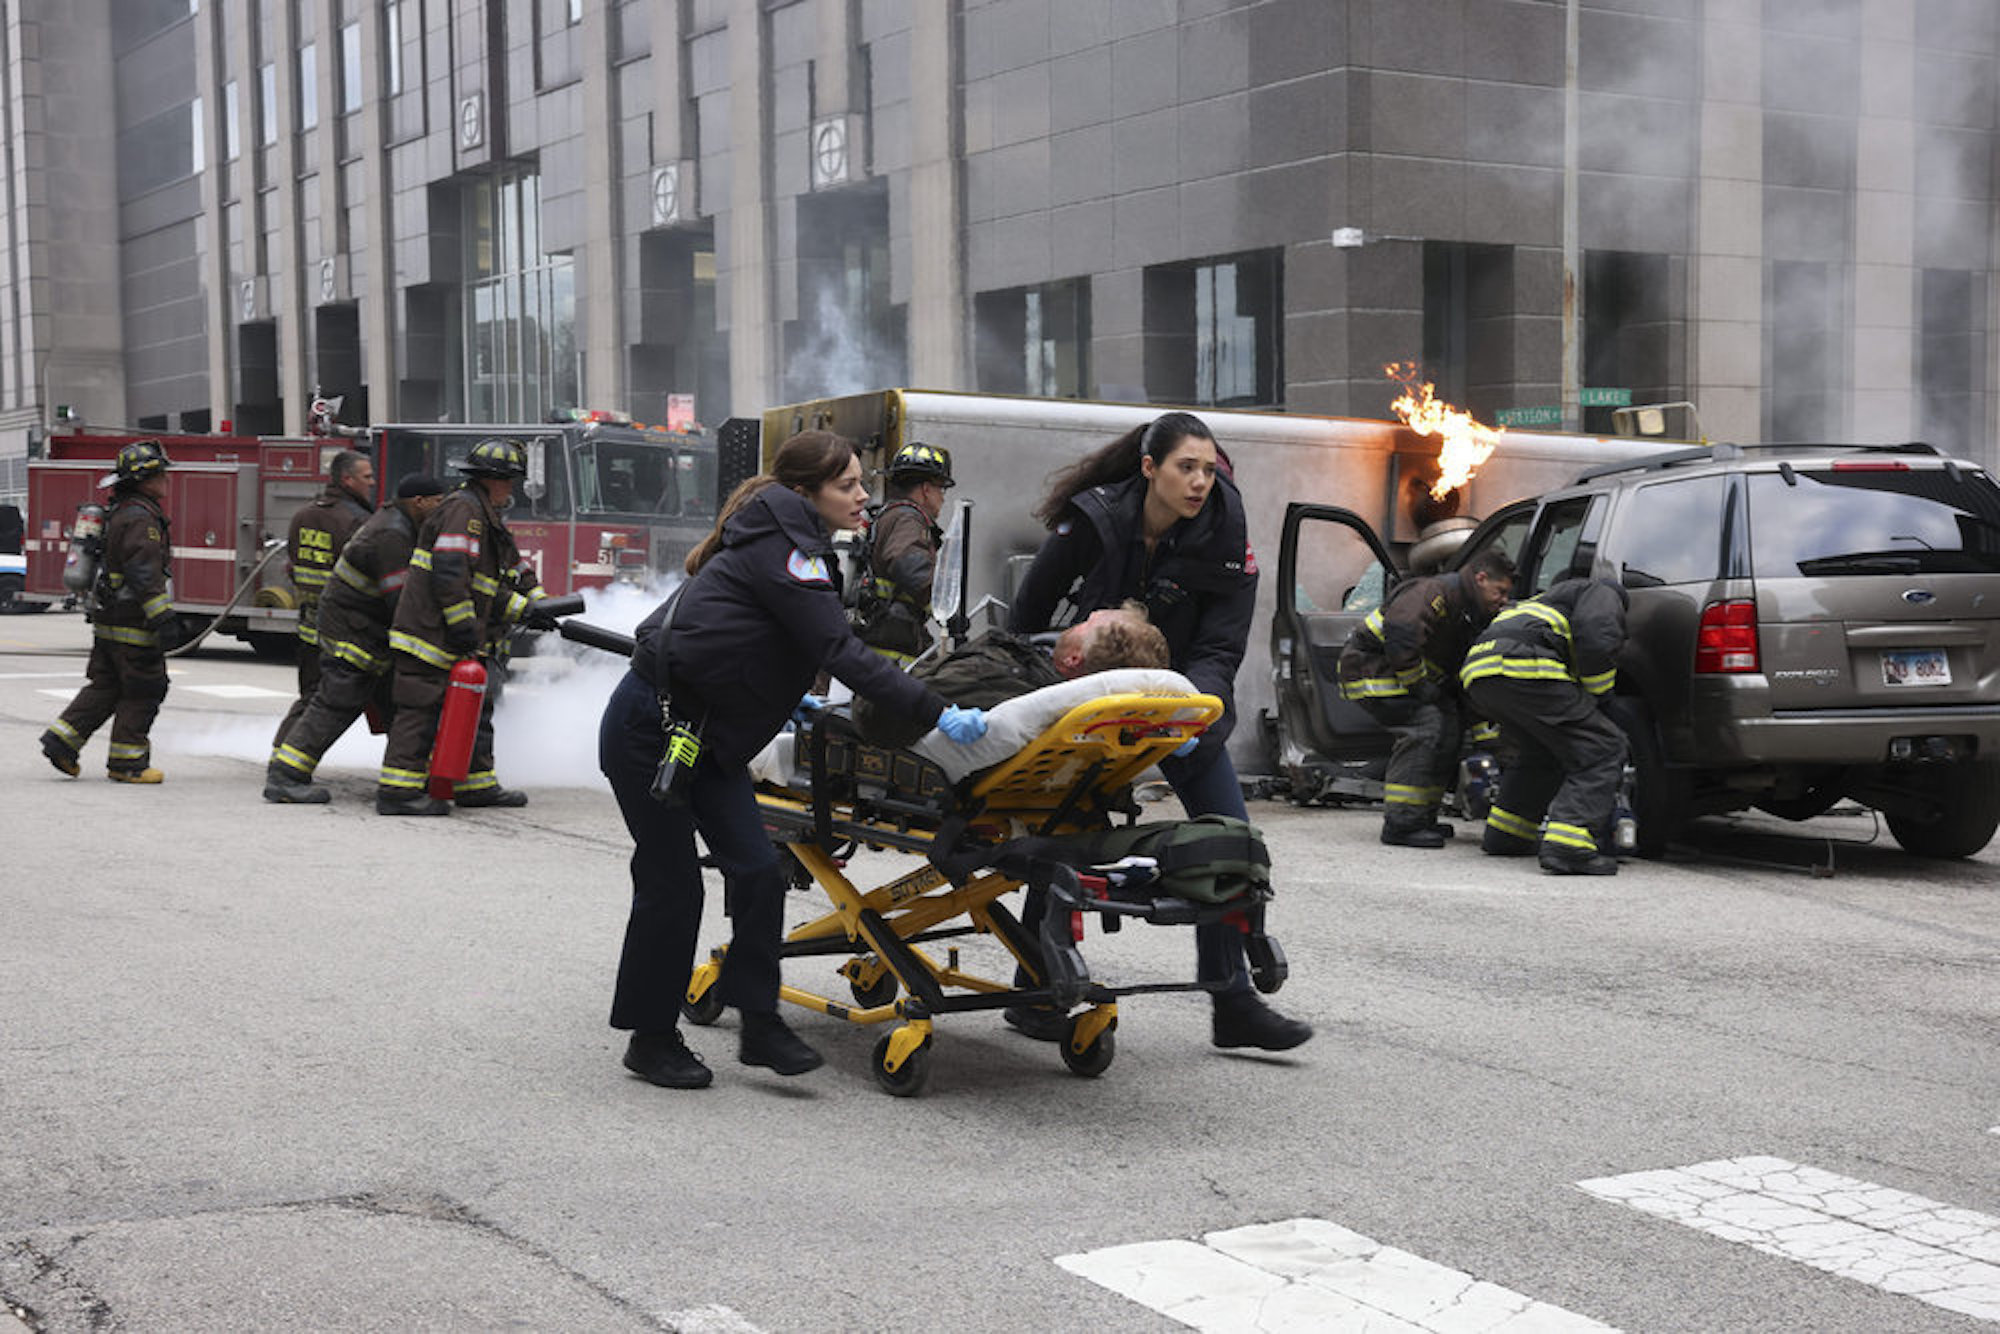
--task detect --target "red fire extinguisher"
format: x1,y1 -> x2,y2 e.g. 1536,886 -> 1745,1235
426,657 -> 488,799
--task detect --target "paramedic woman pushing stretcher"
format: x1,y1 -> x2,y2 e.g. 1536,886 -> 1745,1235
601,431 -> 990,1090
1008,411 -> 1313,1053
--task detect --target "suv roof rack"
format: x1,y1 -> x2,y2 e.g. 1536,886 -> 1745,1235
1571,440 -> 1943,484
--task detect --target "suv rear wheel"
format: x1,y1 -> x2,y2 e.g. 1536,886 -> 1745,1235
1883,760 -> 2000,859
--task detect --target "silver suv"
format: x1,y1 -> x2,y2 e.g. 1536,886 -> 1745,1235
1271,443 -> 2000,858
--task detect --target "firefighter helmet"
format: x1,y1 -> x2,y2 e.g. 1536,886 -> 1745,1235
104,439 -> 172,488
459,437 -> 529,479
887,441 -> 954,488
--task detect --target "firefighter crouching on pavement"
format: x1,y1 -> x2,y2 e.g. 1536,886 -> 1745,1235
40,440 -> 182,783
263,473 -> 447,803
374,439 -> 548,815
1459,576 -> 1631,876
272,449 -> 376,747
602,430 -> 991,1089
853,441 -> 953,663
1338,548 -> 1515,848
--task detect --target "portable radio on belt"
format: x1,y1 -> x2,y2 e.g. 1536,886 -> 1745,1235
645,584 -> 703,807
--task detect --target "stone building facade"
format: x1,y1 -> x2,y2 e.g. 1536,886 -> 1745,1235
0,0 -> 1995,506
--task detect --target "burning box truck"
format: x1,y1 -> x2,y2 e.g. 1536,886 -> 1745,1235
757,387 -> 1666,786
19,415 -> 739,652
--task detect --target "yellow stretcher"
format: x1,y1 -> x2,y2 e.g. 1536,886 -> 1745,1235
680,688 -> 1289,1096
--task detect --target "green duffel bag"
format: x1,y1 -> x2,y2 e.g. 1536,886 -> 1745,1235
1063,813 -> 1271,903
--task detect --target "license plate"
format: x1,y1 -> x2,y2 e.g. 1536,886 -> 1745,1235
1881,648 -> 1951,687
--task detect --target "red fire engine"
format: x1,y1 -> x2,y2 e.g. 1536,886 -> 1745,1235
19,413 -> 733,652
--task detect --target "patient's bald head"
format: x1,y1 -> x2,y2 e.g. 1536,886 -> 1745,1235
1052,602 -> 1170,679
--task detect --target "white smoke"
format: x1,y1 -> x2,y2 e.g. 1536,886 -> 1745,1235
784,281 -> 899,400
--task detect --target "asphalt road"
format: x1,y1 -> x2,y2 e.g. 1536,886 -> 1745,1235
2,609 -> 1996,1333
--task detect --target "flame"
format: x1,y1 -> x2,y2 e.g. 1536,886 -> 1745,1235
1384,362 -> 1504,500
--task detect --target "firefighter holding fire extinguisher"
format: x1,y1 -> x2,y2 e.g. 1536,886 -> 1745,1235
373,438 -> 547,816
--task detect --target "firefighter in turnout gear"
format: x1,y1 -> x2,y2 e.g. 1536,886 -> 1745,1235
1460,576 -> 1631,875
39,440 -> 179,782
272,450 -> 376,746
374,439 -> 546,815
1338,548 -> 1515,847
854,441 -> 952,662
263,473 -> 447,803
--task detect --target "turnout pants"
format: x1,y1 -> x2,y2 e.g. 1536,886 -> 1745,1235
376,655 -> 499,800
43,638 -> 170,773
269,655 -> 392,780
271,635 -> 324,746
1357,692 -> 1460,828
1465,676 -> 1627,855
601,670 -> 788,1028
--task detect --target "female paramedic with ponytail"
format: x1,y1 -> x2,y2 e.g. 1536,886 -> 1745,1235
600,431 -> 989,1089
1008,411 -> 1313,1054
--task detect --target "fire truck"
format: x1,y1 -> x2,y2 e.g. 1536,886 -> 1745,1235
19,413 -> 734,652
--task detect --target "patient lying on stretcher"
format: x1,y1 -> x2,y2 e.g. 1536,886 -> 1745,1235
751,603 -> 1186,786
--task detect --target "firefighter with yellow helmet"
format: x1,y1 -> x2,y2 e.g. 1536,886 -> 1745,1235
374,437 -> 547,815
854,441 -> 953,661
39,439 -> 181,783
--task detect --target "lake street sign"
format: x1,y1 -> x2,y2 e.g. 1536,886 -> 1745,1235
1581,387 -> 1633,407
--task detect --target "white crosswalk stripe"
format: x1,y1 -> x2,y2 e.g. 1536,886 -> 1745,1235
180,683 -> 294,699
1057,1217 -> 1616,1332
1577,1156 -> 2000,1323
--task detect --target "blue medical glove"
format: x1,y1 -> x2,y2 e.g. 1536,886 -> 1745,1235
936,705 -> 988,744
791,693 -> 826,726
1171,735 -> 1200,758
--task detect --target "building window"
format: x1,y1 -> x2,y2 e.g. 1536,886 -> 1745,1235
975,279 -> 1091,398
190,96 -> 205,173
1583,250 -> 1678,435
462,170 -> 578,422
297,43 -> 318,131
1143,251 -> 1283,408
1920,269 -> 1985,456
339,23 -> 362,113
1767,260 -> 1835,442
567,0 -> 583,23
222,79 -> 241,160
385,0 -> 405,95
1422,241 -> 1513,416
258,62 -> 277,145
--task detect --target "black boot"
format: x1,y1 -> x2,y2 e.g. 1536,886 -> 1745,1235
738,1010 -> 823,1075
39,732 -> 79,777
456,786 -> 528,809
264,768 -> 331,804
1538,844 -> 1619,876
376,790 -> 452,816
1380,815 -> 1447,849
1002,1006 -> 1069,1042
623,1029 -> 713,1089
1480,826 -> 1538,857
1212,993 -> 1314,1052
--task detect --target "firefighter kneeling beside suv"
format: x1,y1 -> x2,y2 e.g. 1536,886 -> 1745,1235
374,438 -> 549,816
1460,576 -> 1630,875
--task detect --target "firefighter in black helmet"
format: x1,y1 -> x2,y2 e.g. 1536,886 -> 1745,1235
374,437 -> 548,815
854,441 -> 953,662
39,440 -> 181,782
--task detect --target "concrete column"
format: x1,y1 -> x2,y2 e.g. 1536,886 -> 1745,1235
1690,0 -> 1763,443
726,0 -> 774,410
1850,0 -> 1916,443
355,0 -> 397,417
269,0 -> 307,433
579,1 -> 623,409
905,1 -> 965,388
192,0 -> 233,426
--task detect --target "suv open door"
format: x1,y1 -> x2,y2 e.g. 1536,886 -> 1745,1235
1269,504 -> 1402,802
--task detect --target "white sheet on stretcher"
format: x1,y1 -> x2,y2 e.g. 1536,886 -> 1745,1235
748,667 -> 1202,788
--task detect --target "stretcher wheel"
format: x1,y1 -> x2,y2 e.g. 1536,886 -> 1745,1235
871,1032 -> 932,1097
681,965 -> 725,1026
1060,1021 -> 1116,1078
1247,934 -> 1288,995
849,966 -> 899,1009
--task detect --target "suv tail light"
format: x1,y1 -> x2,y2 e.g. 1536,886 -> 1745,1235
1696,599 -> 1760,673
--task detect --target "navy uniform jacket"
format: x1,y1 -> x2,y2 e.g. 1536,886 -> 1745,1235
634,484 -> 947,769
1007,471 -> 1257,744
1461,577 -> 1628,697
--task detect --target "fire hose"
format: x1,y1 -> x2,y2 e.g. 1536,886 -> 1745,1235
165,538 -> 289,659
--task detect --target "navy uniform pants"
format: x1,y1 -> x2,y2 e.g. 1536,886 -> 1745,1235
601,670 -> 788,1031
1465,676 -> 1627,853
45,637 -> 170,773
